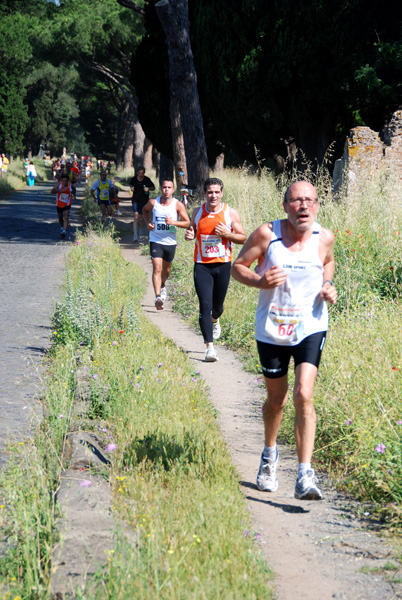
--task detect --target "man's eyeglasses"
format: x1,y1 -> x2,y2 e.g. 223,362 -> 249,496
287,197 -> 318,207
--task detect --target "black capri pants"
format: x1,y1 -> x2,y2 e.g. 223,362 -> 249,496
194,262 -> 231,343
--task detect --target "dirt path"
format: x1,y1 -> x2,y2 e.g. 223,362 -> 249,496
119,229 -> 402,600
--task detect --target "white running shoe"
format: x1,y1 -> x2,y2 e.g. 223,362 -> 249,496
256,450 -> 279,492
160,286 -> 167,301
212,319 -> 221,340
155,296 -> 163,310
116,210 -> 122,216
294,469 -> 322,500
205,346 -> 218,362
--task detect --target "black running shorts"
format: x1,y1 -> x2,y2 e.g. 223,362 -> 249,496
257,331 -> 327,379
150,242 -> 176,263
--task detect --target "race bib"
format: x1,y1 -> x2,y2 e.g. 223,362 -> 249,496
101,188 -> 109,199
156,216 -> 175,233
264,302 -> 306,343
200,234 -> 226,258
59,193 -> 70,204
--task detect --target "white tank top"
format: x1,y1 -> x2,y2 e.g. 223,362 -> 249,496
255,220 -> 328,346
149,197 -> 179,246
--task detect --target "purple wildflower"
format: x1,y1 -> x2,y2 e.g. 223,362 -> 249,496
375,443 -> 386,453
80,480 -> 92,487
105,443 -> 117,453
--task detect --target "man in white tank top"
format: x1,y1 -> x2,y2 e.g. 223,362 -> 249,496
143,180 -> 190,309
232,181 -> 337,500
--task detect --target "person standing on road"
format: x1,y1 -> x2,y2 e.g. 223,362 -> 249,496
90,169 -> 114,222
185,177 -> 246,362
51,173 -> 73,238
142,180 -> 190,310
26,161 -> 37,187
130,166 -> 155,242
1,153 -> 9,176
231,181 -> 337,500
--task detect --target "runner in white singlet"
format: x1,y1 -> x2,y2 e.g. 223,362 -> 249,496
232,181 -> 337,500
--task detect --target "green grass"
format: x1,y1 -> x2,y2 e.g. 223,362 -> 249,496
0,158 -> 51,197
0,229 -> 273,599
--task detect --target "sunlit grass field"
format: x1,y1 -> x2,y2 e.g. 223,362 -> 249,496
0,229 -> 273,599
0,157 -> 50,197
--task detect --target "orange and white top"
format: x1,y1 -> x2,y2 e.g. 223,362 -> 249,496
194,202 -> 232,263
56,182 -> 73,208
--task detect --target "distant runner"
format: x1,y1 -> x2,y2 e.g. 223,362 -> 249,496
51,173 -> 73,238
142,180 -> 190,309
130,166 -> 155,242
185,177 -> 246,362
90,170 -> 114,222
231,180 -> 337,500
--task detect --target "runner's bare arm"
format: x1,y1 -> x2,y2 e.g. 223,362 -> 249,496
214,207 -> 247,244
231,223 -> 288,289
142,199 -> 156,230
320,228 -> 337,304
50,183 -> 59,194
165,202 -> 190,228
184,207 -> 200,240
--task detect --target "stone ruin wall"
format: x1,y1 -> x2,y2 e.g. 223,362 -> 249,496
332,109 -> 402,194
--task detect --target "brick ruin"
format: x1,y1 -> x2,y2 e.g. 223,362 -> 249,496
332,109 -> 402,194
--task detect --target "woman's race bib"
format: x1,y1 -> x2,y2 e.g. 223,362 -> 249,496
264,302 -> 306,343
200,234 -> 226,258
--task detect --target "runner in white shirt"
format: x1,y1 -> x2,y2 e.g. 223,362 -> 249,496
142,180 -> 190,310
231,181 -> 337,500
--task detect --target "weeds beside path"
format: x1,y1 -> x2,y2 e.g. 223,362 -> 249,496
120,232 -> 402,600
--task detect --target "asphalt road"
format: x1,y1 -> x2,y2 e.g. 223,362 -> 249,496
0,180 -> 81,465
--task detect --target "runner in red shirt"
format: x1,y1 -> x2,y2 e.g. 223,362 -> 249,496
51,173 -> 73,238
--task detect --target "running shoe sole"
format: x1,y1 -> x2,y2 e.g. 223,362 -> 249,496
155,297 -> 163,310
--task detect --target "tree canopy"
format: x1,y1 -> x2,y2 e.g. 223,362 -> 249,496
133,0 -> 402,166
1,0 -> 401,169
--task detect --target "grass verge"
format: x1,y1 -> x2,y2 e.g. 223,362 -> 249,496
0,228 -> 273,598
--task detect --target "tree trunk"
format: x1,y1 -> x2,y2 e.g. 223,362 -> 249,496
123,105 -> 135,170
143,138 -> 153,171
159,152 -> 174,186
213,152 -> 225,172
116,103 -> 129,171
133,120 -> 146,171
155,0 -> 209,193
170,91 -> 187,188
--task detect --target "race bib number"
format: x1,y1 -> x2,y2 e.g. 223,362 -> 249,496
100,188 -> 109,199
59,193 -> 70,204
156,216 -> 175,233
264,303 -> 306,343
200,234 -> 226,258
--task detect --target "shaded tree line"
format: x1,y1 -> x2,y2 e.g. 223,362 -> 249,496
1,0 -> 401,178
133,0 -> 402,169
